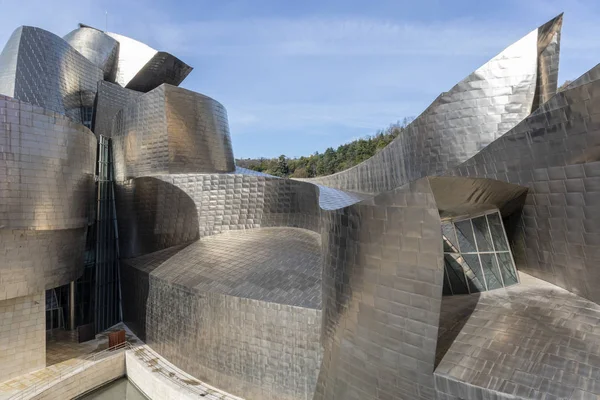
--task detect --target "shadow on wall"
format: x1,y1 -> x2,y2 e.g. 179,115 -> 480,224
114,177 -> 200,259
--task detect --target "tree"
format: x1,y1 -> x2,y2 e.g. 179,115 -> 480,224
274,154 -> 289,177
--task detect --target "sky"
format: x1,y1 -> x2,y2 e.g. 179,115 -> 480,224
0,0 -> 598,158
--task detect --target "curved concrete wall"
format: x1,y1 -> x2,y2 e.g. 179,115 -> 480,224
0,26 -> 103,122
112,84 -> 235,181
303,15 -> 562,194
0,95 -> 96,300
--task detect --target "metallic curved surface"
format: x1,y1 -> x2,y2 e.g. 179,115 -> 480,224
112,84 -> 235,181
114,173 -> 320,258
435,272 -> 600,399
106,32 -> 192,91
0,95 -> 96,301
303,15 -> 562,194
94,80 -> 143,138
121,228 -> 322,400
0,95 -> 97,230
0,26 -> 103,122
63,25 -> 119,81
450,64 -> 600,304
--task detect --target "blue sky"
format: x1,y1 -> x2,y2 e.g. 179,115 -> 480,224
0,0 -> 598,158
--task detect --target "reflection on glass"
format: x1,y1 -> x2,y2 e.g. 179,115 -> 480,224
487,213 -> 509,251
480,254 -> 503,290
462,254 -> 485,293
442,222 -> 458,252
444,254 -> 469,295
455,220 -> 477,253
497,252 -> 518,285
472,216 -> 493,252
442,211 -> 519,295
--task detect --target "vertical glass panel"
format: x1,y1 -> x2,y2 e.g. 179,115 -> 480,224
462,254 -> 485,293
455,220 -> 477,253
497,252 -> 519,286
444,254 -> 469,295
442,222 -> 458,252
442,267 -> 453,296
480,254 -> 503,290
472,216 -> 493,252
487,213 -> 509,251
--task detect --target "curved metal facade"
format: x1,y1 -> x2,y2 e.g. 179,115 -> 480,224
63,25 -> 120,82
5,11 -> 600,400
0,26 -> 103,123
0,95 -> 96,300
106,32 -> 192,92
303,15 -> 562,194
112,84 -> 235,180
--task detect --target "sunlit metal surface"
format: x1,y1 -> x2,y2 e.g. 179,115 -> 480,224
0,95 -> 96,300
106,32 -> 192,91
303,15 -> 562,194
94,80 -> 143,138
435,272 -> 600,399
111,84 -> 235,181
450,63 -> 600,305
0,26 -> 103,122
114,174 -> 320,258
63,25 -> 119,82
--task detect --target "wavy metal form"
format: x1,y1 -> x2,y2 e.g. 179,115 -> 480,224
94,80 -> 143,138
63,25 -> 120,82
106,32 -> 192,91
450,64 -> 600,304
303,15 -> 562,194
114,174 -> 320,258
0,26 -> 103,123
112,84 -> 235,181
0,95 -> 96,300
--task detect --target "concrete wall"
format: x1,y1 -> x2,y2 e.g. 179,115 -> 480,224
0,293 -> 45,383
31,353 -> 125,400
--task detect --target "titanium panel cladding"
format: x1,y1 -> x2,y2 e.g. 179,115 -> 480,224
0,26 -> 103,122
63,25 -> 120,82
115,174 -> 320,258
94,80 -> 143,138
112,84 -> 235,181
304,15 -> 562,194
106,32 -> 192,91
0,95 -> 96,300
450,64 -> 600,304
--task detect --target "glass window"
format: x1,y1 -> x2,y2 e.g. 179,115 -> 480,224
442,222 -> 458,253
480,254 -> 503,290
497,252 -> 518,286
455,220 -> 477,253
487,213 -> 509,251
472,216 -> 493,252
444,254 -> 469,295
462,254 -> 485,293
442,211 -> 519,295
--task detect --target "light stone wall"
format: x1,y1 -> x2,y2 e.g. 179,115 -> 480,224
0,292 -> 45,383
31,353 -> 125,400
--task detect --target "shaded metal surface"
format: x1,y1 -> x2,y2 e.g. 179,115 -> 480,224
114,174 -> 320,258
106,32 -> 192,92
63,26 -> 119,82
315,178 -> 444,400
112,84 -> 235,180
450,65 -> 600,304
303,15 -> 562,194
93,80 -> 142,138
150,227 -> 322,309
0,26 -> 103,122
435,272 -> 600,399
0,95 -> 95,301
